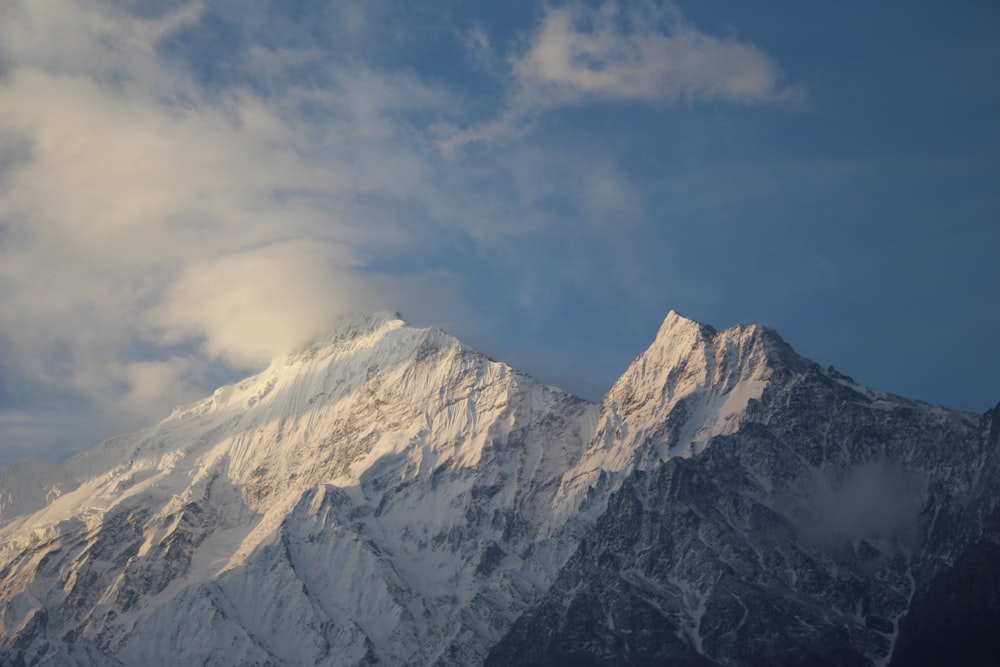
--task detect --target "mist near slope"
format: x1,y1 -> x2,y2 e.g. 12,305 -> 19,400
778,462 -> 926,553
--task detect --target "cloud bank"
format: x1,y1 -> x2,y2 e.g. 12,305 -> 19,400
0,0 -> 802,462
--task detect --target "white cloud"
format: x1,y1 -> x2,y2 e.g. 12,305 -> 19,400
0,1 -> 451,459
441,1 -> 803,150
0,0 -> 551,463
514,1 -> 799,106
0,0 -> 806,463
151,241 -> 368,367
0,0 -> 202,84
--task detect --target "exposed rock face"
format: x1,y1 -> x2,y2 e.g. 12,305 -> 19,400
0,311 -> 996,666
889,403 -> 1000,667
488,315 -> 989,667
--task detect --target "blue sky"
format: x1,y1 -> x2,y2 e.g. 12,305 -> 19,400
1,0 -> 998,463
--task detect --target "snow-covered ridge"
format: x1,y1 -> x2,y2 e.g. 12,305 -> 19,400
0,313 -> 413,522
0,311 -> 597,664
1,309 -> 990,666
486,315 -> 991,667
548,310 -> 793,527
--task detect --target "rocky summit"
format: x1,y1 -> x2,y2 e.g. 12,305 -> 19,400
1,311 -> 996,666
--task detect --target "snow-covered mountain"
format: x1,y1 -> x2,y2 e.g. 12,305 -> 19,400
488,315 -> 993,666
0,313 -> 595,665
1,311 -> 996,666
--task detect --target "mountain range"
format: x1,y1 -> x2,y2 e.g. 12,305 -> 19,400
1,311 -> 996,666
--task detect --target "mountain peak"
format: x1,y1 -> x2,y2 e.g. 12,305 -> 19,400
0,307 -> 599,665
285,310 -> 410,364
652,312 -> 807,376
548,312 -> 814,528
626,314 -> 780,398
657,309 -> 717,338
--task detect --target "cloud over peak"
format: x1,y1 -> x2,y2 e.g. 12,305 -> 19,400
0,0 -> 810,462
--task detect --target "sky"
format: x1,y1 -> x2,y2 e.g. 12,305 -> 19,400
1,0 -> 998,464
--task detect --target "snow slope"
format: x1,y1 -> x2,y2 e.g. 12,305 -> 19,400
0,312 -> 595,665
548,311 -> 798,531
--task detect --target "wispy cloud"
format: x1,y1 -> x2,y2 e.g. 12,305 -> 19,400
514,1 -> 800,106
0,1 -> 455,455
441,1 -> 803,151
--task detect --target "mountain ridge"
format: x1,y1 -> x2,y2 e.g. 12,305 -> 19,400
1,310 -> 597,665
0,310 -> 996,666
489,313 -> 989,666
